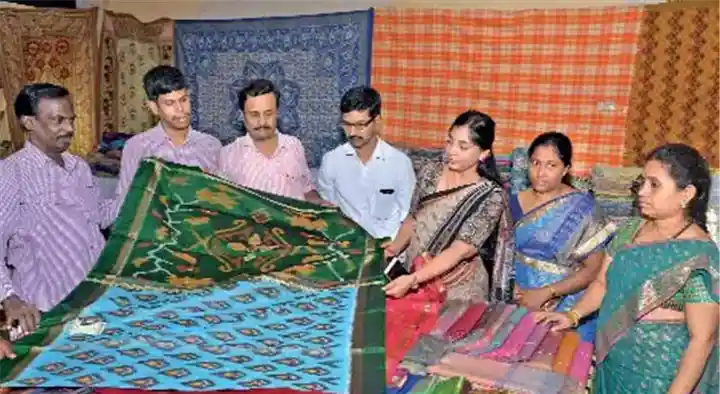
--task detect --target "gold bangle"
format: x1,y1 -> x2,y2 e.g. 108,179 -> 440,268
566,310 -> 582,328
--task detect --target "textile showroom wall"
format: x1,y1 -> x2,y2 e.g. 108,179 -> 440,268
0,0 -> 717,171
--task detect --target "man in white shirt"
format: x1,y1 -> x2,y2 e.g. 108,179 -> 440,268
317,86 -> 415,239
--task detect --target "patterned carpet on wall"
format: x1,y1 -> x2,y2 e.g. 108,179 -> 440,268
372,7 -> 644,174
0,8 -> 98,157
175,11 -> 373,167
0,159 -> 386,394
623,1 -> 719,168
100,11 -> 174,135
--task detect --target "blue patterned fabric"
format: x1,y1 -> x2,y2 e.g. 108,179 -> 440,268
511,192 -> 614,342
7,279 -> 357,392
175,11 -> 373,167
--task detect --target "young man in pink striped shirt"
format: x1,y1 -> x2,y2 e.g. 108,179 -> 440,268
218,79 -> 326,204
0,84 -> 113,339
114,66 -> 221,219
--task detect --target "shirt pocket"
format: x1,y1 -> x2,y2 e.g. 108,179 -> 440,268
74,185 -> 101,224
16,191 -> 52,237
55,174 -> 99,224
371,180 -> 400,220
281,167 -> 308,191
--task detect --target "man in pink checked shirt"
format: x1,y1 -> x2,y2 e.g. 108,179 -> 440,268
113,65 -> 222,219
218,79 -> 327,204
0,83 -> 114,340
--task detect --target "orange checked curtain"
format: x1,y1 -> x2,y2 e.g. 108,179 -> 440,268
372,7 -> 645,174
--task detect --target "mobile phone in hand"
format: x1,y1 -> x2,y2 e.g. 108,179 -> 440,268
384,255 -> 409,281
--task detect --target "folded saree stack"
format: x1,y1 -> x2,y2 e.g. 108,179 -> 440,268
388,302 -> 594,394
0,159 -> 387,394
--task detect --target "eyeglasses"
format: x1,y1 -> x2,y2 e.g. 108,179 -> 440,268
340,116 -> 376,131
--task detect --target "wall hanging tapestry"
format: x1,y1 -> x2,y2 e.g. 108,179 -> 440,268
623,1 -> 719,168
0,159 -> 386,394
100,11 -> 174,136
0,8 -> 99,157
174,10 -> 373,168
372,7 -> 644,174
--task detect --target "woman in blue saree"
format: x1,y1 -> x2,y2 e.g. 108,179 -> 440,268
511,132 -> 615,342
538,143 -> 719,393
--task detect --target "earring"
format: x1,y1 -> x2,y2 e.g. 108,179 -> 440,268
681,200 -> 688,209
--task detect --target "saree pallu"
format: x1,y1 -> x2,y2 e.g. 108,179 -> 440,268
511,192 -> 615,342
407,162 -> 515,304
594,218 -> 720,393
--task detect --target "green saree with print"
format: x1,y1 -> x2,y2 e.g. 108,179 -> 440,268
594,217 -> 719,393
0,159 -> 386,394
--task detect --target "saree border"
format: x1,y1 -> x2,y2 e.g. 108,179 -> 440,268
349,236 -> 386,394
419,181 -> 495,256
512,191 -> 586,228
595,254 -> 716,362
515,223 -> 617,275
568,221 -> 617,261
515,252 -> 572,276
513,191 -> 611,267
105,159 -> 165,277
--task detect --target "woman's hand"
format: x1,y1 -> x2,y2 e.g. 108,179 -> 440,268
383,274 -> 418,298
516,287 -> 553,311
381,239 -> 400,260
534,311 -> 574,332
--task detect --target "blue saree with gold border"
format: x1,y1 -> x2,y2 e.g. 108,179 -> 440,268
510,191 -> 615,342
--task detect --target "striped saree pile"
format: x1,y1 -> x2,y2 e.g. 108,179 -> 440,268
389,303 -> 593,394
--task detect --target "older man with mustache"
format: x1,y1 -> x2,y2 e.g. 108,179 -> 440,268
218,79 -> 325,204
114,66 -> 222,218
0,83 -> 114,338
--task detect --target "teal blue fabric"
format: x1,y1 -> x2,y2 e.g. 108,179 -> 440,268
7,279 -> 357,391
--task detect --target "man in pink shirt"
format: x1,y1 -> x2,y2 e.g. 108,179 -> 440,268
0,83 -> 113,337
218,79 -> 325,203
114,66 -> 221,218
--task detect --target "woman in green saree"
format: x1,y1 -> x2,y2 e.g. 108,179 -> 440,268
537,143 -> 719,393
